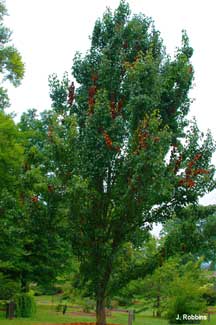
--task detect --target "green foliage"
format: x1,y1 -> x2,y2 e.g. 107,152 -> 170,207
0,87 -> 9,109
15,293 -> 36,318
202,279 -> 216,306
0,1 -> 24,87
0,112 -> 24,299
131,257 -> 207,322
0,0 -> 24,112
0,112 -> 23,189
17,107 -> 76,290
114,292 -> 133,306
161,205 -> 216,262
166,260 -> 207,323
0,272 -> 20,300
107,236 -> 159,299
0,45 -> 24,86
166,273 -> 206,324
0,8 -> 24,297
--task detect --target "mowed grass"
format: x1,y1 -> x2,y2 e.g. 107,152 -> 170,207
0,298 -> 215,325
0,303 -> 168,325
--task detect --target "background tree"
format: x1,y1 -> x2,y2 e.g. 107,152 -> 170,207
123,253 -> 210,323
0,0 -> 24,111
17,107 -> 75,292
109,235 -> 159,307
47,1 -> 215,324
160,258 -> 207,324
161,205 -> 216,264
165,260 -> 207,324
0,97 -> 24,299
0,0 -> 24,299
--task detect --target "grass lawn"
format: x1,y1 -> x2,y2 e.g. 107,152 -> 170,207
0,298 -> 215,325
0,303 -> 168,325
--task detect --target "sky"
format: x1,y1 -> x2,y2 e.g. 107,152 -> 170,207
4,0 -> 216,214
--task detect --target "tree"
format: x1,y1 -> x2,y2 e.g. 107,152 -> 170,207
0,0 -> 24,194
130,256 -> 207,320
17,108 -> 74,291
0,0 -> 24,191
161,205 -> 216,263
165,260 -> 207,324
109,235 -> 160,307
0,0 -> 24,111
0,112 -> 23,189
0,112 -> 24,300
0,0 -> 25,301
47,1 -> 215,324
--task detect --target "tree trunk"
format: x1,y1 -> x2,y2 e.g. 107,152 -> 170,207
156,294 -> 161,317
96,296 -> 106,325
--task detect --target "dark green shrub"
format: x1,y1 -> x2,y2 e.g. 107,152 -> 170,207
15,293 -> 36,317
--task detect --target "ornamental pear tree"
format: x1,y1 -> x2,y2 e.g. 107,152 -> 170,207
47,1 -> 215,324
